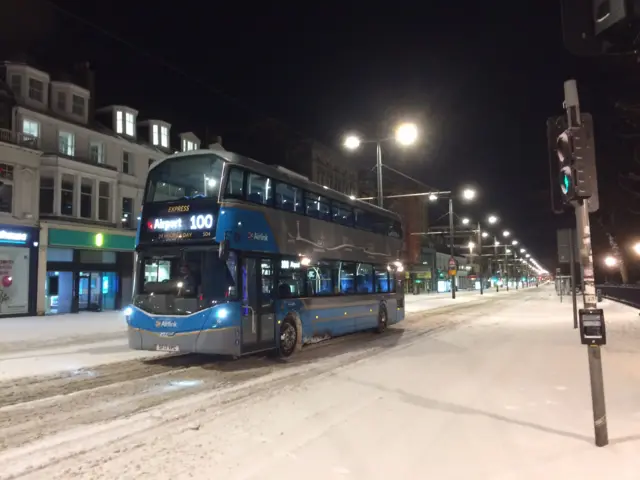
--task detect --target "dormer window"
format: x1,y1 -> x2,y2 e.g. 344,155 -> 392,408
72,95 -> 85,116
182,139 -> 197,151
160,126 -> 169,148
10,75 -> 22,97
148,121 -> 170,148
28,78 -> 43,102
116,109 -> 136,137
57,91 -> 66,111
180,132 -> 200,152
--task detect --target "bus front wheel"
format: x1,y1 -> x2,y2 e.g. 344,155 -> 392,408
376,307 -> 388,334
279,318 -> 298,358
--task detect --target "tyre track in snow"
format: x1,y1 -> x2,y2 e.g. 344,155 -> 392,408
0,295 -> 510,474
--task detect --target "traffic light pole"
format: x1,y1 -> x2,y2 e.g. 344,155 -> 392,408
564,79 -> 608,447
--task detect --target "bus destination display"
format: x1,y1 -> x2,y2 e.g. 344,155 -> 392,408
143,209 -> 216,243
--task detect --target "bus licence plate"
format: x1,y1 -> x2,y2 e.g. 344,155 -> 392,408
156,344 -> 180,352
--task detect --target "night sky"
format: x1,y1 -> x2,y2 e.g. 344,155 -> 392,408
5,1 -> 591,271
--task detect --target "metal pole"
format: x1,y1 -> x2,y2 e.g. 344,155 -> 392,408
449,197 -> 456,299
494,236 -> 499,292
376,141 -> 383,208
504,245 -> 509,291
478,222 -> 483,295
565,78 -> 608,447
569,228 -> 578,329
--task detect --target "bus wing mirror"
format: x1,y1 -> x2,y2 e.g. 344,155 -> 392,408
219,238 -> 230,262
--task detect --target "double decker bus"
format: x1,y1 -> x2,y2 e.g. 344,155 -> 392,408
126,148 -> 405,357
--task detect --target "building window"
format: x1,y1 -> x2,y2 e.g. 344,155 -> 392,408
22,119 -> 39,139
28,78 -> 43,102
125,112 -> 135,136
72,95 -> 85,116
116,111 -> 123,134
60,174 -> 74,215
39,176 -> 54,214
98,182 -> 110,221
122,197 -> 133,228
0,164 -> 14,214
90,141 -> 104,164
57,91 -> 66,111
59,131 -> 75,157
80,178 -> 93,219
182,139 -> 196,151
152,125 -> 159,145
160,126 -> 169,148
10,75 -> 21,97
122,151 -> 131,174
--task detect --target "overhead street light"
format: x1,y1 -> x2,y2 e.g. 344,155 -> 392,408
487,215 -> 498,224
512,240 -> 518,246
503,230 -> 510,237
342,121 -> 420,208
462,188 -> 476,201
395,122 -> 419,146
461,217 -> 470,225
604,256 -> 618,267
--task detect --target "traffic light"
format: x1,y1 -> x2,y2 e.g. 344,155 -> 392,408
561,0 -> 640,55
547,114 -> 599,213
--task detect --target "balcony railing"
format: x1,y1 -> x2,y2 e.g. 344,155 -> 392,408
42,151 -> 118,171
0,128 -> 38,149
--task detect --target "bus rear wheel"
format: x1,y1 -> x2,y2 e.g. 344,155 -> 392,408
376,307 -> 388,334
279,318 -> 297,358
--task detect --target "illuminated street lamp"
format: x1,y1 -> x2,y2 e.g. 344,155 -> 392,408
503,230 -> 510,237
461,217 -> 470,225
429,193 -> 438,201
482,231 -> 489,238
395,122 -> 419,146
604,256 -> 618,267
520,248 -> 526,253
342,121 -> 419,208
634,242 -> 640,256
512,240 -> 518,246
488,215 -> 498,224
462,188 -> 476,201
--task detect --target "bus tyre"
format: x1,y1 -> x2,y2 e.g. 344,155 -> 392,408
376,307 -> 388,334
279,318 -> 298,358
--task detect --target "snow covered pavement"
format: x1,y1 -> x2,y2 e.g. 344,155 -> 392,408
2,286 -> 640,478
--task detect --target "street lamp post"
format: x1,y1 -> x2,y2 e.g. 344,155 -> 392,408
343,122 -> 419,208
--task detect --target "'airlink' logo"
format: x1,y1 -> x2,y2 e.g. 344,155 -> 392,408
156,320 -> 177,328
248,232 -> 269,241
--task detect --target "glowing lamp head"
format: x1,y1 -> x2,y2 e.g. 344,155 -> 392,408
343,135 -> 361,150
462,188 -> 476,200
395,122 -> 419,146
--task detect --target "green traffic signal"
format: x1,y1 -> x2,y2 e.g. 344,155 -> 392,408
561,173 -> 570,194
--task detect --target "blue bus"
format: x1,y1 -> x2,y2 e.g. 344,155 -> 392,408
126,148 -> 405,357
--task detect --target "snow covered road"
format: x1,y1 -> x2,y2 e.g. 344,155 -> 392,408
3,287 -> 640,478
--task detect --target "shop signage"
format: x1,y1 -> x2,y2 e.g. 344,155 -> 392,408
0,229 -> 28,245
48,229 -> 135,250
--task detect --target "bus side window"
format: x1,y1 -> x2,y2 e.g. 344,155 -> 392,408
225,167 -> 245,198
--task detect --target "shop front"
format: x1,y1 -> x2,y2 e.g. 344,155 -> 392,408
0,224 -> 39,317
40,226 -> 135,315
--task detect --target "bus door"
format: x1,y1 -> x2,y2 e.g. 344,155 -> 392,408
240,256 -> 277,352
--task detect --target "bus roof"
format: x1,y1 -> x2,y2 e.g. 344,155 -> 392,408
151,148 -> 401,221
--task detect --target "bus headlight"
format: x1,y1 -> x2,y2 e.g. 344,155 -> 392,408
124,307 -> 133,316
216,308 -> 228,319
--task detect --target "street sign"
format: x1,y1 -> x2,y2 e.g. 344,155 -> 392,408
448,257 -> 457,276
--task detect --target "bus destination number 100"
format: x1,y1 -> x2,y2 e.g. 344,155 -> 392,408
189,214 -> 214,231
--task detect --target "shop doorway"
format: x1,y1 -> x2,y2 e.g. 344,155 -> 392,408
78,271 -> 118,312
